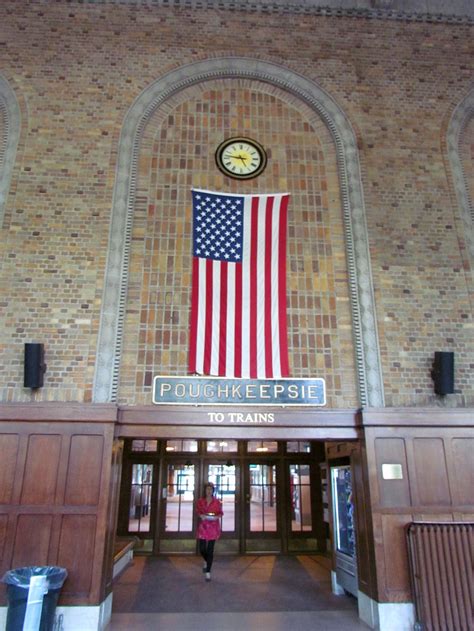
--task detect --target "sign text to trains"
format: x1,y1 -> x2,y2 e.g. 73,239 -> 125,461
153,376 -> 326,406
208,412 -> 275,423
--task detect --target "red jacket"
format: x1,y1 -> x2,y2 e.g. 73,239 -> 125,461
196,496 -> 223,540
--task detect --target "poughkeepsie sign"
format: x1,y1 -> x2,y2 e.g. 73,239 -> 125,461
153,376 -> 326,406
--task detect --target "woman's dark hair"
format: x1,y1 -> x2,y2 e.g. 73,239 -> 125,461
204,482 -> 215,493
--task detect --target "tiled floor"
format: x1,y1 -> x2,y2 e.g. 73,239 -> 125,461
106,554 -> 371,630
107,610 -> 371,630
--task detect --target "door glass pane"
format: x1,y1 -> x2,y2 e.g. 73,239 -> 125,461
165,464 -> 195,532
290,463 -> 312,532
249,464 -> 277,532
129,464 -> 153,533
207,463 -> 236,532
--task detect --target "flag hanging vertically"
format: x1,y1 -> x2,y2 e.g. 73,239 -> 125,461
189,189 -> 291,379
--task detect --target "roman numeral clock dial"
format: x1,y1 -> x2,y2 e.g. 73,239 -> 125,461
215,137 -> 267,180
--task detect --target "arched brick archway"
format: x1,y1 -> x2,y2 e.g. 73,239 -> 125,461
93,57 -> 385,407
0,74 -> 21,227
447,88 -> 474,274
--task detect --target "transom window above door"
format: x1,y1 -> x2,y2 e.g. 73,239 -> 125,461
206,440 -> 238,453
165,440 -> 198,452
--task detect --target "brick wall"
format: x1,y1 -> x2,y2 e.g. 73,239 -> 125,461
0,0 -> 472,406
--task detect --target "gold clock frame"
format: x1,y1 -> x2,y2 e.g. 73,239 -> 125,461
215,136 -> 268,180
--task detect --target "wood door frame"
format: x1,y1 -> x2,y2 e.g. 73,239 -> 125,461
116,435 -> 360,556
158,457 -> 200,541
117,453 -> 159,541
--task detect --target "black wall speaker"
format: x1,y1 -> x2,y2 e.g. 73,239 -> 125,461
24,343 -> 46,388
431,351 -> 454,396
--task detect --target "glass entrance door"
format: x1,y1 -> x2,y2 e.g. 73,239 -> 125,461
117,439 -> 322,556
245,462 -> 280,552
205,462 -> 239,553
159,461 -> 197,553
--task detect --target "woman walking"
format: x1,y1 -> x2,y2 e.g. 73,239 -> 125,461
196,482 -> 223,581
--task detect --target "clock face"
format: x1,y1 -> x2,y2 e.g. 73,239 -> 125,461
215,137 -> 267,180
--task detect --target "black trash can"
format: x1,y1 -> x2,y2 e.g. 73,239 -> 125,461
1,566 -> 68,631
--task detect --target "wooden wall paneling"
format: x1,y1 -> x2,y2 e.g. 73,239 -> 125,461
0,515 -> 8,564
454,513 -> 474,522
363,430 -> 396,602
54,433 -> 72,506
413,513 -> 454,522
57,514 -> 97,600
0,514 -> 17,591
20,434 -> 62,505
413,438 -> 452,506
46,514 -> 64,569
380,513 -> 412,601
352,441 -> 378,600
311,443 -> 326,553
404,435 -> 420,508
370,512 -> 388,600
12,515 -> 54,568
374,437 -> 411,509
102,439 -> 124,597
451,438 -> 474,506
90,423 -> 116,604
362,421 -> 474,605
0,407 -> 119,608
0,435 -> 20,504
65,435 -> 105,506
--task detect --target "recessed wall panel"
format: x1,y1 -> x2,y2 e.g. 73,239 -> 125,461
375,438 -> 411,508
0,514 -> 8,563
12,515 -> 53,568
57,515 -> 96,596
21,435 -> 62,505
381,513 -> 412,595
65,435 -> 104,506
0,435 -> 19,504
452,438 -> 474,505
413,438 -> 451,506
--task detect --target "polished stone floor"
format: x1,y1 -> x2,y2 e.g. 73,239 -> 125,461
106,554 -> 371,630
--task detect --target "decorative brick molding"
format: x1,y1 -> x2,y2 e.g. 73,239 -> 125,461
76,0 -> 474,24
93,57 -> 385,407
447,89 -> 474,276
0,75 -> 20,228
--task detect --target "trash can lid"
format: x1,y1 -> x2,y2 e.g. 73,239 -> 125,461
1,566 -> 68,590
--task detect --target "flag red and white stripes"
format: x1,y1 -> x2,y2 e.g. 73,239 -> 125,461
189,189 -> 290,379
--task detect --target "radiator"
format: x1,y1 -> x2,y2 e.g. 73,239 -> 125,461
406,522 -> 473,631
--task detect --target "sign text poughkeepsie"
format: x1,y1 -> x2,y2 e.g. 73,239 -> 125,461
153,377 -> 326,406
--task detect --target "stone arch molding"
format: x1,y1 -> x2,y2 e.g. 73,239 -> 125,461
447,87 -> 474,276
0,74 -> 21,227
93,57 -> 385,407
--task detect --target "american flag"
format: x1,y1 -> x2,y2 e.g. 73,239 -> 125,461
189,189 -> 290,379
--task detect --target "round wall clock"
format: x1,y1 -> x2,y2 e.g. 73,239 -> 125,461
215,137 -> 267,180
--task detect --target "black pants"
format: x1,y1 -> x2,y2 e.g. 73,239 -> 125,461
199,539 -> 216,572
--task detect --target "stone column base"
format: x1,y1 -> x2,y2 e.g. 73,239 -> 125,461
358,591 -> 415,630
